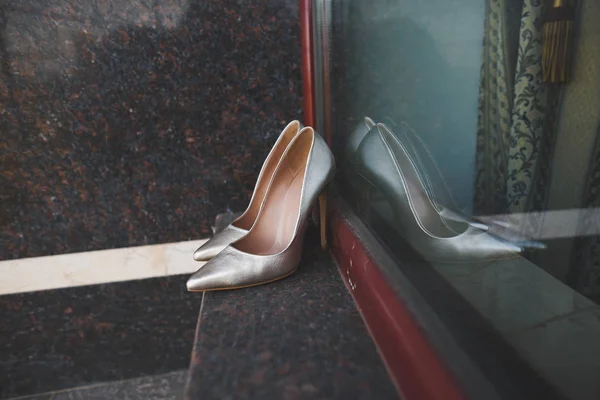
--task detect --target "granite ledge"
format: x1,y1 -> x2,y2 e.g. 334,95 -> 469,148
184,233 -> 398,399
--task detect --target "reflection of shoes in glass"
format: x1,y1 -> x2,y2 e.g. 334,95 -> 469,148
344,117 -> 377,191
356,123 -> 521,262
193,120 -> 302,261
346,116 -> 486,231
395,121 -> 488,232
187,127 -> 335,291
345,116 -> 375,170
343,117 -> 379,216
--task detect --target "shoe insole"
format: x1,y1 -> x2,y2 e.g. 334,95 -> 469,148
256,169 -> 305,255
233,122 -> 299,231
235,133 -> 311,255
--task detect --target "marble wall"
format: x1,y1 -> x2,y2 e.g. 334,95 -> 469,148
0,274 -> 199,398
0,1 -> 301,397
0,0 -> 302,261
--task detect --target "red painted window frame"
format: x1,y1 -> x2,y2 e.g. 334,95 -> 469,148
299,1 -> 466,398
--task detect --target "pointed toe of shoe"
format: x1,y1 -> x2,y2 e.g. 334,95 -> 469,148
500,240 -> 523,255
476,234 -> 523,260
186,269 -> 215,291
193,245 -> 220,262
192,225 -> 248,262
470,221 -> 489,232
186,275 -> 198,291
186,254 -> 237,292
186,246 -> 293,292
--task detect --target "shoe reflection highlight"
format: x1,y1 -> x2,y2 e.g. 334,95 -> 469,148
348,119 -> 523,263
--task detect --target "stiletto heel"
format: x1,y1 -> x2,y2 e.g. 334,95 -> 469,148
319,191 -> 328,250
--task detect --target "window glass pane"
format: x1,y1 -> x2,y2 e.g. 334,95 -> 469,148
326,0 -> 600,398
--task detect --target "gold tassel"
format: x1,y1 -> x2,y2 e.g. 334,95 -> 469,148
542,0 -> 576,83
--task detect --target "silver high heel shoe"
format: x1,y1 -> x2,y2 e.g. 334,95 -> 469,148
356,123 -> 521,263
193,120 -> 302,261
347,117 -> 486,231
187,127 -> 335,291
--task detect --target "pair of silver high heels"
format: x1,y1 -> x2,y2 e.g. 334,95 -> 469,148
347,118 -> 521,263
186,121 -> 335,292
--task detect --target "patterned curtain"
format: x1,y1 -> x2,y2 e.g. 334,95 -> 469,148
477,0 -> 600,302
474,0 -> 562,240
473,0 -> 516,216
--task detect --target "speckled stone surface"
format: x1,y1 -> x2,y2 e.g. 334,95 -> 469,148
0,0 -> 301,261
14,370 -> 187,400
184,235 -> 398,400
0,275 -> 198,399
